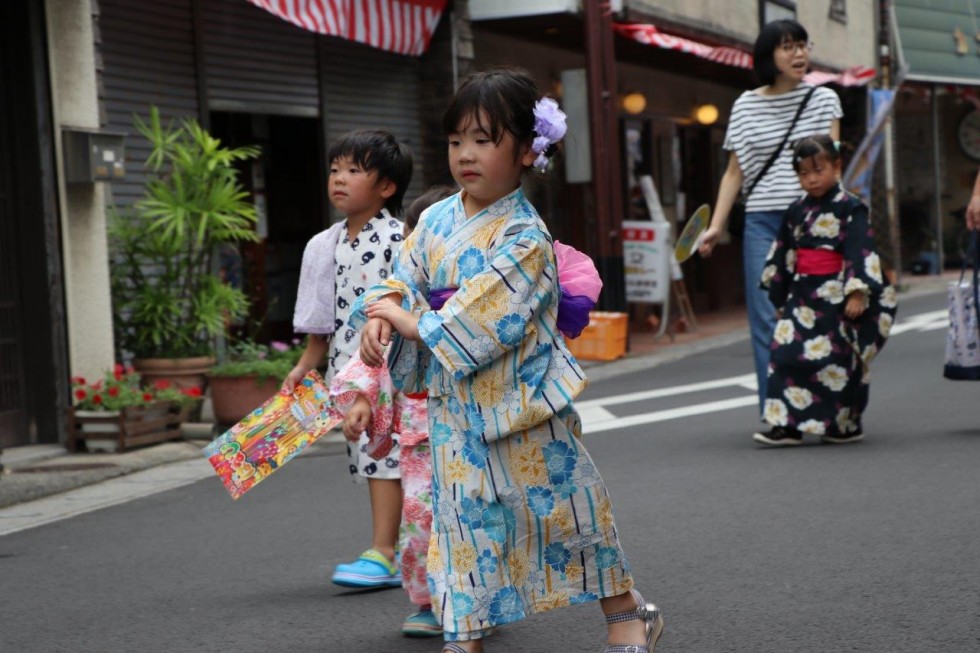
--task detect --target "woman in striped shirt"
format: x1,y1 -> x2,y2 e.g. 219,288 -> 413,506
698,19 -> 842,417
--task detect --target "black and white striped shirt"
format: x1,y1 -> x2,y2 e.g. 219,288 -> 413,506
724,84 -> 843,213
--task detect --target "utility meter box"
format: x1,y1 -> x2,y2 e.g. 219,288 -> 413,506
63,129 -> 126,183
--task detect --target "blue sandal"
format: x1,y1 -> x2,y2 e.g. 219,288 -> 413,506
331,549 -> 401,588
603,589 -> 664,653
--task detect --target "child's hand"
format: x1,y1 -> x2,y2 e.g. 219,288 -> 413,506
366,301 -> 421,341
343,395 -> 371,441
281,365 -> 309,394
844,291 -> 866,319
360,317 -> 392,368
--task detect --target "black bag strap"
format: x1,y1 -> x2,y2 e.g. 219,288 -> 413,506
746,86 -> 818,197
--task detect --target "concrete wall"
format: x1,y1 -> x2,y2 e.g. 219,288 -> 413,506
45,0 -> 115,380
627,0 -> 877,71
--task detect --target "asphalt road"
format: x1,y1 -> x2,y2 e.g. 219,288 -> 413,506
1,290 -> 977,653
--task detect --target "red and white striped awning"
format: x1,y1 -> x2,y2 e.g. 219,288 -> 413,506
613,23 -> 876,87
804,66 -> 876,88
247,0 -> 448,56
613,23 -> 753,71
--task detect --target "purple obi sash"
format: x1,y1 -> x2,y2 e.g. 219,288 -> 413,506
427,287 -> 593,339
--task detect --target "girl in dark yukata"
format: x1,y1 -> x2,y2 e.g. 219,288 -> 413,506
755,134 -> 897,447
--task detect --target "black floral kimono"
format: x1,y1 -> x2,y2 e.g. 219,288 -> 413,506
759,184 -> 898,437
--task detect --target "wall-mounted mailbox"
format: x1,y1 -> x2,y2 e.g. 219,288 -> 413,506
63,129 -> 126,183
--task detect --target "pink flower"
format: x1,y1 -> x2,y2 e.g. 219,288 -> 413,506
271,341 -> 289,352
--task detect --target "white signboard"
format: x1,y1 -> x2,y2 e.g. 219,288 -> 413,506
623,221 -> 670,304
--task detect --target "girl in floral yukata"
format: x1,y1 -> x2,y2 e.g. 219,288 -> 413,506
755,134 -> 897,447
351,68 -> 664,653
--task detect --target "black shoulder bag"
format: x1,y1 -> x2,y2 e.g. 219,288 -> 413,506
728,86 -> 817,238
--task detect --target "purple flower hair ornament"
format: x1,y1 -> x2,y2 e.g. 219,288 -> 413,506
531,97 -> 567,172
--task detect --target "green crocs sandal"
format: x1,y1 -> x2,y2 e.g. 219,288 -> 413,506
331,549 -> 401,588
401,609 -> 442,637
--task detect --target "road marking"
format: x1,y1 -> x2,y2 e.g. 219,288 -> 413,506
579,308 -> 947,435
890,309 -> 948,335
0,458 -> 213,537
578,373 -> 757,409
583,395 -> 759,434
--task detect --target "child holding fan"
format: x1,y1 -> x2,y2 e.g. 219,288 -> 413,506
755,134 -> 897,446
353,68 -> 663,653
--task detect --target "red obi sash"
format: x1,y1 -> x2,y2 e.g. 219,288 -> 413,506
797,248 -> 843,275
403,392 -> 428,400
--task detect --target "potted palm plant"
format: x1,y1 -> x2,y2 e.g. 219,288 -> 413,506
110,106 -> 260,390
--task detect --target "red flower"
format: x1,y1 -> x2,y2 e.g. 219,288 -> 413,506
71,376 -> 87,385
153,379 -> 171,390
92,394 -> 103,405
108,386 -> 120,397
142,392 -> 154,402
74,388 -> 87,401
113,363 -> 124,380
181,387 -> 202,398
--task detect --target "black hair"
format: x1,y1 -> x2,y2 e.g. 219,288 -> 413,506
791,134 -> 840,172
404,185 -> 457,232
753,20 -> 809,86
442,67 -> 558,164
327,129 -> 413,215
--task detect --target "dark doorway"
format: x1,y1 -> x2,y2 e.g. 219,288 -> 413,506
0,0 -> 66,448
210,112 -> 325,342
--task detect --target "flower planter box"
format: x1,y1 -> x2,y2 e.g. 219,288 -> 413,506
67,401 -> 192,453
209,374 -> 281,425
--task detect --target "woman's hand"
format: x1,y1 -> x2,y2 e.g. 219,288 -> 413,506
700,153 -> 743,259
342,395 -> 371,441
844,291 -> 866,320
366,301 -> 421,341
967,193 -> 980,231
698,226 -> 723,258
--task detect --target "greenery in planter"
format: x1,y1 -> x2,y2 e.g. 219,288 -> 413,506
71,364 -> 202,412
110,106 -> 260,359
210,338 -> 305,384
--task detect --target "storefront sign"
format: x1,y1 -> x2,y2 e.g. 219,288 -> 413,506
623,220 -> 670,303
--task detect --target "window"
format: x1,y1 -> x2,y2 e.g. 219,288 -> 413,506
829,0 -> 847,24
760,0 -> 796,27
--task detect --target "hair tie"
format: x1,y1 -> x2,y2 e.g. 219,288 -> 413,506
531,97 -> 567,172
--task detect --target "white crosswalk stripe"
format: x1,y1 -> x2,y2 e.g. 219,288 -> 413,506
581,309 -> 946,435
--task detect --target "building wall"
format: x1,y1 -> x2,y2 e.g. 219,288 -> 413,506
626,0 -> 876,71
894,90 -> 978,265
45,0 -> 115,381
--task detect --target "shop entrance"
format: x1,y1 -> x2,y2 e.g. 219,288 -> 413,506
210,113 -> 325,342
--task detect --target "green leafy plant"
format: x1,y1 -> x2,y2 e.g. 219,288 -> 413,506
72,365 -> 201,412
110,106 -> 260,359
210,338 -> 305,384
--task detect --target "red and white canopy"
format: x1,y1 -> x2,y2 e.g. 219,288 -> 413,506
613,23 -> 876,87
247,0 -> 448,56
613,23 -> 754,71
803,66 -> 876,87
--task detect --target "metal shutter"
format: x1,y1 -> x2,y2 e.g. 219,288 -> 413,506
99,0 -> 201,209
320,37 -> 426,202
200,0 -> 319,117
